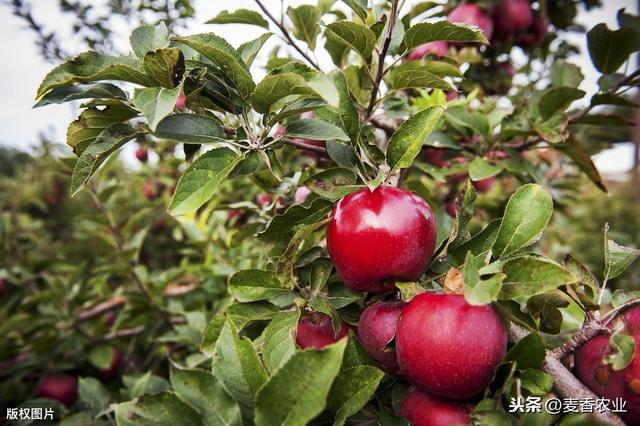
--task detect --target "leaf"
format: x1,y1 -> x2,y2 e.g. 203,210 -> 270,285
88,346 -> 114,369
169,148 -> 242,215
78,377 -> 110,414
572,113 -> 636,126
331,71 -> 360,143
404,21 -> 489,49
66,104 -> 138,156
537,87 -> 585,120
130,23 -> 170,59
206,9 -> 270,28
520,369 -> 554,396
492,184 -> 553,259
468,157 -> 503,181
340,0 -> 367,21
587,23 -> 637,74
212,319 -> 268,422
387,106 -> 444,170
396,282 -> 427,302
327,366 -> 384,426
504,333 -> 546,369
175,33 -> 255,98
70,123 -> 141,196
114,392 -> 202,426
387,62 -> 454,91
550,61 -> 584,88
287,5 -> 321,49
591,93 -> 639,108
170,367 -> 242,426
325,21 -> 376,60
142,48 -> 185,88
326,140 -> 358,168
604,333 -> 636,371
554,138 -> 607,192
462,253 -> 504,306
305,168 -> 360,201
251,73 -> 320,113
604,237 -> 640,281
155,113 -> 225,144
36,52 -> 155,99
499,255 -> 576,300
445,107 -> 490,141
238,33 -> 273,67
34,83 -> 127,108
263,310 -> 301,373
228,269 -> 290,302
286,118 -> 349,141
277,219 -> 330,284
133,85 -> 182,131
254,340 -> 346,426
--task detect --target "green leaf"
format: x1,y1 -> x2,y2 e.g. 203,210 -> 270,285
404,21 -> 489,49
587,23 -> 637,74
175,33 -> 255,98
554,138 -> 607,192
259,199 -> 333,250
327,366 -> 384,426
604,235 -> 640,281
277,219 -> 330,284
468,157 -> 503,181
114,392 -> 202,426
286,118 -> 349,141
170,367 -> 242,426
305,168 -> 360,201
504,333 -> 546,369
88,346 -> 114,369
591,93 -> 639,108
263,310 -> 301,373
238,33 -> 273,67
254,340 -> 346,426
396,282 -> 427,302
492,184 -> 553,259
340,0 -> 368,21
550,61 -> 584,88
572,113 -> 636,126
326,140 -> 358,168
499,255 -> 576,300
142,48 -> 185,88
229,269 -> 290,302
387,62 -> 454,91
155,113 -> 225,144
70,123 -> 141,196
37,52 -> 155,99
34,83 -> 127,108
130,23 -> 170,59
520,369 -> 554,396
462,252 -> 504,306
604,333 -> 636,370
343,330 -> 374,368
212,319 -> 268,422
325,21 -> 376,60
331,71 -> 360,143
78,377 -> 110,414
287,5 -> 321,49
251,73 -> 320,113
310,258 -> 333,294
206,9 -> 270,28
537,87 -> 585,120
169,148 -> 242,215
387,106 -> 444,170
445,107 -> 490,141
133,85 -> 182,131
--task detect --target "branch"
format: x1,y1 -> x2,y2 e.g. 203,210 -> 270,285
253,0 -> 321,71
76,296 -> 127,322
283,138 -> 327,153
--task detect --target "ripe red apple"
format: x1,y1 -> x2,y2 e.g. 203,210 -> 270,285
357,301 -> 405,374
99,348 -> 122,381
296,312 -> 349,349
423,147 -> 451,168
445,200 -> 457,218
494,0 -> 533,36
327,186 -> 437,292
396,293 -> 507,399
135,146 -> 148,163
37,374 -> 78,407
400,388 -> 472,426
517,13 -> 549,48
407,41 -> 448,60
295,186 -> 311,204
472,177 -> 496,193
448,3 -> 494,40
574,333 -> 640,424
622,306 -> 640,334
176,93 -> 187,109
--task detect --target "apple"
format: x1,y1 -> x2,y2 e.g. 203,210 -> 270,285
517,13 -> 549,48
423,148 -> 451,168
357,301 -> 405,374
446,91 -> 460,102
99,348 -> 122,381
256,193 -> 273,208
135,146 -> 148,163
295,186 -> 311,204
622,306 -> 640,334
494,0 -> 533,36
574,333 -> 640,424
407,41 -> 448,60
400,388 -> 472,426
448,3 -> 494,41
396,293 -> 507,399
143,181 -> 159,201
37,374 -> 78,407
327,186 -> 437,292
472,177 -> 496,193
176,93 -> 187,109
445,200 -> 457,218
296,312 -> 349,349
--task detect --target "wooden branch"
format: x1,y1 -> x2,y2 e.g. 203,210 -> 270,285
283,138 -> 327,153
77,296 -> 127,322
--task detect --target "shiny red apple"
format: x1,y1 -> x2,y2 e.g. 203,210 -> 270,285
517,13 -> 549,48
448,3 -> 494,40
396,293 -> 507,399
327,186 -> 437,292
357,301 -> 405,374
37,374 -> 78,407
296,312 -> 348,349
494,0 -> 533,36
400,388 -> 472,426
135,146 -> 148,163
407,41 -> 448,60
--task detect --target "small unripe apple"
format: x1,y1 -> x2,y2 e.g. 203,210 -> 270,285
400,388 -> 472,426
472,177 -> 496,193
448,3 -> 494,40
327,186 -> 437,292
296,312 -> 349,349
357,301 -> 405,374
495,0 -> 533,36
396,293 -> 507,399
517,13 -> 549,48
135,146 -> 148,163
99,348 -> 122,381
176,93 -> 187,109
407,41 -> 448,60
574,333 -> 640,423
295,186 -> 311,204
37,375 -> 78,407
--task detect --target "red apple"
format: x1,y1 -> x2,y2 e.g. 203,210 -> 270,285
407,41 -> 448,60
296,312 -> 349,349
135,146 -> 148,163
448,3 -> 494,41
517,13 -> 549,48
99,349 -> 122,381
472,177 -> 496,193
445,200 -> 457,218
256,193 -> 273,208
295,186 -> 311,204
622,306 -> 640,334
494,0 -> 533,36
143,181 -> 158,200
396,293 -> 507,399
176,93 -> 187,109
327,186 -> 437,292
574,333 -> 640,424
357,301 -> 405,374
37,375 -> 78,407
423,147 -> 451,168
400,388 -> 472,426
446,91 -> 460,101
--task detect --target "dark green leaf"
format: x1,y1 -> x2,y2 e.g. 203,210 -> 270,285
404,21 -> 489,49
500,255 -> 576,300
142,48 -> 185,88
114,392 -> 202,426
130,23 -> 170,59
504,333 -> 546,369
387,62 -> 454,91
238,33 -> 273,67
287,5 -> 321,49
387,106 -> 444,170
206,9 -> 270,28
331,71 -> 360,143
229,269 -> 290,302
259,199 -> 333,250
325,21 -> 376,59
326,140 -> 358,168
305,168 -> 360,201
34,83 -> 127,108
537,87 -> 585,120
251,73 -> 320,113
263,310 -> 301,373
133,85 -> 182,131
286,118 -> 349,141
155,113 -> 225,144
327,366 -> 384,426
587,23 -> 637,74
78,377 -> 110,414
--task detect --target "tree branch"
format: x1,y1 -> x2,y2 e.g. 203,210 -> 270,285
283,137 -> 327,153
76,296 -> 127,322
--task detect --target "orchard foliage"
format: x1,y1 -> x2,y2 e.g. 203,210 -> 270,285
3,0 -> 640,424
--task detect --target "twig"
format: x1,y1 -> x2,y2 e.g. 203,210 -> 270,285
283,137 -> 327,153
253,0 -> 321,71
76,296 -> 127,322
